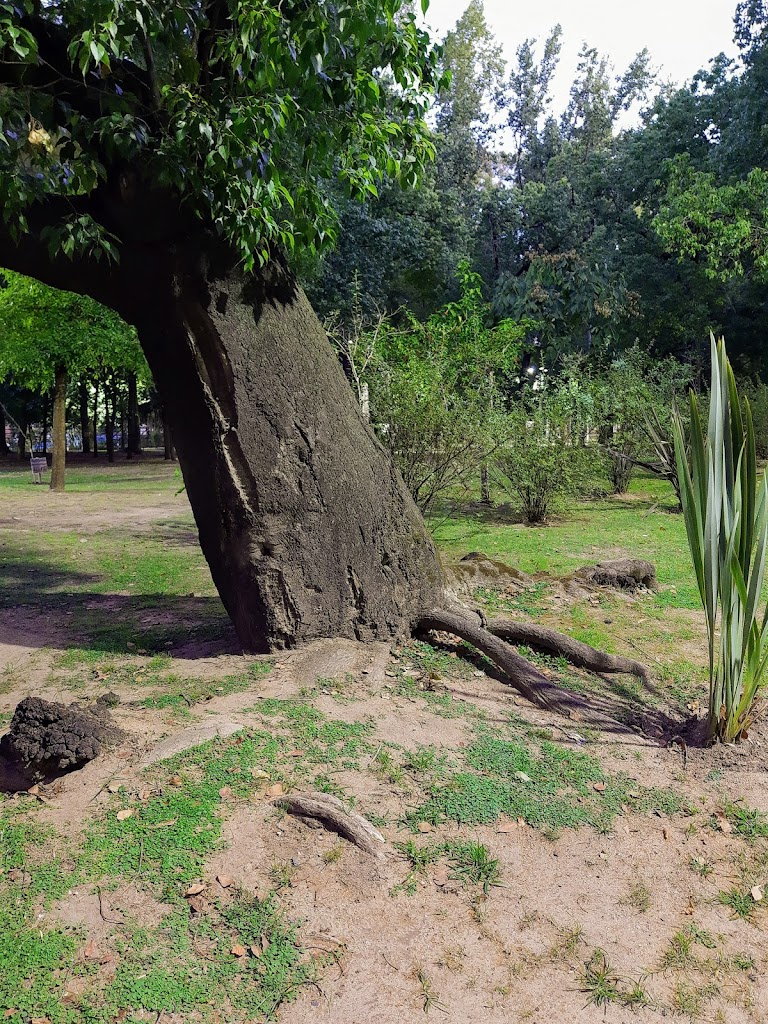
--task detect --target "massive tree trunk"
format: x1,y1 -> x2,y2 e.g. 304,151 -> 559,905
49,364 -> 68,492
79,380 -> 91,454
134,249 -> 444,651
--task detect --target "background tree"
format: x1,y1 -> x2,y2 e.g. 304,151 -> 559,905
0,269 -> 146,488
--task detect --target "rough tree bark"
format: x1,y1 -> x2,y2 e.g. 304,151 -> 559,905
49,364 -> 68,492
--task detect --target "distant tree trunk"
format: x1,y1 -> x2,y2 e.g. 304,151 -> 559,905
119,383 -> 127,452
50,364 -> 68,492
41,393 -> 49,456
18,428 -> 26,460
480,463 -> 491,504
0,405 -> 8,455
93,379 -> 99,457
105,380 -> 115,463
79,380 -> 91,453
163,414 -> 176,461
127,371 -> 141,457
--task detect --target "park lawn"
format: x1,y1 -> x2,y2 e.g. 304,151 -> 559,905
1,458 -> 767,1024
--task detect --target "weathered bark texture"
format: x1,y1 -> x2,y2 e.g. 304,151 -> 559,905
275,791 -> 386,857
49,364 -> 67,491
136,251 -> 445,651
487,617 -> 653,685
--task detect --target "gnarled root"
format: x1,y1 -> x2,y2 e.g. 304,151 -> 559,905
275,791 -> 386,858
416,606 -> 641,733
487,617 -> 654,688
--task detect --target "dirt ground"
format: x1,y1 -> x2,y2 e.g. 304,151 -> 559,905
2,462 -> 768,1024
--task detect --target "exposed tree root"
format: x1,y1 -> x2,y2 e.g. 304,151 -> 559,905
416,607 -> 637,732
275,791 -> 386,858
486,617 -> 654,687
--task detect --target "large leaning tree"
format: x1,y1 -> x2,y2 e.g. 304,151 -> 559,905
0,0 -> 647,715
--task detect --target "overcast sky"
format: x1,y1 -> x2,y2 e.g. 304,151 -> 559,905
420,0 -> 740,116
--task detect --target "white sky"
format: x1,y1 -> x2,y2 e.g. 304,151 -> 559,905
420,0 -> 740,117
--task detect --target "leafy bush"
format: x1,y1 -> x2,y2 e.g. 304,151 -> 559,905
372,356 -> 506,512
494,408 -> 592,523
674,336 -> 768,743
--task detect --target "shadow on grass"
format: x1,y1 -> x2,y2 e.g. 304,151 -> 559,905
0,554 -> 238,659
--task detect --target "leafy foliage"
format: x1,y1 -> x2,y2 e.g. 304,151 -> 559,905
673,335 -> 768,742
1,0 -> 445,269
0,269 -> 144,391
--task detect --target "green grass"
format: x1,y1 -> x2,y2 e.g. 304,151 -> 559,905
0,713 -> 371,1024
431,472 -> 700,609
723,802 -> 768,841
0,809 -> 80,1024
394,838 -> 501,896
410,732 -> 683,832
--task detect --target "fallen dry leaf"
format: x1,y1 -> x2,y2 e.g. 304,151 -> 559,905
751,885 -> 764,902
27,784 -> 40,795
250,944 -> 262,957
169,775 -> 182,787
715,814 -> 732,834
417,821 -> 433,833
218,786 -> 234,799
252,768 -> 270,780
231,944 -> 247,957
217,874 -> 234,888
592,782 -> 606,793
83,940 -> 99,960
266,783 -> 285,798
138,788 -> 151,801
496,821 -> 517,834
514,771 -> 532,783
4,1011 -> 17,1018
287,749 -> 305,757
185,883 -> 206,896
116,809 -> 133,822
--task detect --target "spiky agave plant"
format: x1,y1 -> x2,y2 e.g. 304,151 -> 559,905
673,335 -> 768,743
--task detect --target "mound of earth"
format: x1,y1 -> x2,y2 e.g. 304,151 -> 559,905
447,551 -> 532,595
0,693 -> 124,777
573,558 -> 657,592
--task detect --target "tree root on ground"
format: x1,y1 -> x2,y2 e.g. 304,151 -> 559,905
416,606 -> 650,733
274,791 -> 386,858
486,617 -> 654,687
